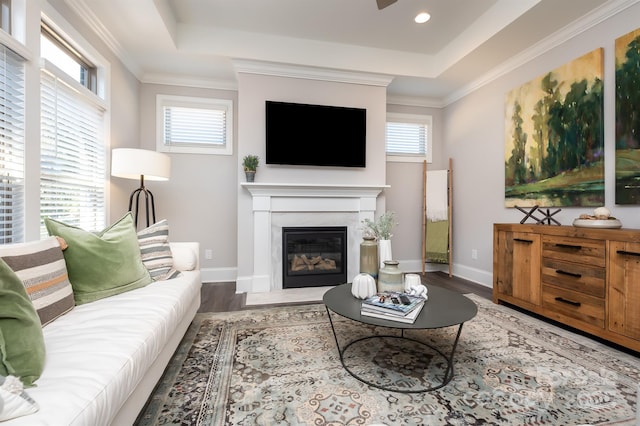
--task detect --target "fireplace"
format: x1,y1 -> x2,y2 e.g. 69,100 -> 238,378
240,183 -> 387,293
282,226 -> 347,288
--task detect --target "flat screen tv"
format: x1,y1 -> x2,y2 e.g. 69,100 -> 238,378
265,101 -> 366,167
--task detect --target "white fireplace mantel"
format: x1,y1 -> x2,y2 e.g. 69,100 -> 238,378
241,182 -> 388,198
241,182 -> 389,293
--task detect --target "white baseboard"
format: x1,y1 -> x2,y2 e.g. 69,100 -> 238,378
201,267 -> 237,284
200,262 -> 493,291
451,264 -> 493,288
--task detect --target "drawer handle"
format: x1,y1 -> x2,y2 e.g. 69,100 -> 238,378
617,250 -> 640,257
555,297 -> 581,307
555,243 -> 582,250
555,269 -> 582,278
513,238 -> 533,244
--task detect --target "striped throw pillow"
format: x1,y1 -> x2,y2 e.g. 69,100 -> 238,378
0,237 -> 75,326
137,219 -> 181,281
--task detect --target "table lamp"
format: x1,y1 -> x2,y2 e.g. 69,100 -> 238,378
111,148 -> 170,227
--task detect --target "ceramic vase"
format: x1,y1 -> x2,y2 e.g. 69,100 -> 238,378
378,239 -> 392,269
378,260 -> 403,293
359,236 -> 378,280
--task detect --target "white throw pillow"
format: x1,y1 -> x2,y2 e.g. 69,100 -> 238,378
171,245 -> 198,271
0,375 -> 38,421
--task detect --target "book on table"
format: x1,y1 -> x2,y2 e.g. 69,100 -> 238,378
361,302 -> 424,324
360,292 -> 426,323
361,292 -> 424,316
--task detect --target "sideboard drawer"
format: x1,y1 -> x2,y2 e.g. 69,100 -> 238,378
542,236 -> 605,267
542,285 -> 605,328
541,258 -> 605,298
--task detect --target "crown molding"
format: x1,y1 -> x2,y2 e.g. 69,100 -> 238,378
141,73 -> 238,91
232,59 -> 394,87
444,0 -> 640,106
64,0 -> 142,78
386,95 -> 445,109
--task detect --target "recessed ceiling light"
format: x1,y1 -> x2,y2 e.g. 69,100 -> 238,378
415,12 -> 431,24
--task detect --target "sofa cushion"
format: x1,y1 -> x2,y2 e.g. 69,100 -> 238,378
0,237 -> 75,327
137,219 -> 181,281
0,259 -> 46,387
44,213 -> 152,305
11,269 -> 201,425
0,375 -> 39,421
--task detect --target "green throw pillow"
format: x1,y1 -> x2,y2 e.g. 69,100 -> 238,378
0,259 -> 46,387
44,213 -> 152,305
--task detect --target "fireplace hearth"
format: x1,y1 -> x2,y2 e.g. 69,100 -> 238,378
282,226 -> 347,288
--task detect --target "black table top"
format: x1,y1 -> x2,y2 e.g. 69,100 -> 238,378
323,283 -> 478,329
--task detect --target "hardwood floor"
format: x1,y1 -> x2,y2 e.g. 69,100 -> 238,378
196,273 -> 640,356
197,272 -> 491,313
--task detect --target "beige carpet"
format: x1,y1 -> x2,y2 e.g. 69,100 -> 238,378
136,295 -> 640,425
245,285 -> 333,305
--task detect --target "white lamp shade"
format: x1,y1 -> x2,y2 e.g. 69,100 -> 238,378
111,148 -> 170,181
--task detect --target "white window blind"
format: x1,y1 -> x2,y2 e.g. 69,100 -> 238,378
165,106 -> 226,146
386,122 -> 427,155
385,113 -> 432,163
0,44 -> 24,243
157,94 -> 233,155
40,64 -> 105,235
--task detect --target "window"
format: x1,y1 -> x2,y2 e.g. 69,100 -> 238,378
0,0 -> 10,34
385,112 -> 432,163
157,94 -> 233,155
0,44 -> 24,243
41,22 -> 96,92
40,22 -> 106,236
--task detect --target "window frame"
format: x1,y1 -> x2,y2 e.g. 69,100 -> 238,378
41,21 -> 97,93
385,112 -> 432,164
156,94 -> 233,155
0,43 -> 25,244
38,8 -> 110,237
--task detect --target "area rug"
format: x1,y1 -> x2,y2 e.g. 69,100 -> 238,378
135,294 -> 639,425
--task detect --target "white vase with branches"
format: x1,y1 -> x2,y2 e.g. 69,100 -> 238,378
361,211 -> 397,269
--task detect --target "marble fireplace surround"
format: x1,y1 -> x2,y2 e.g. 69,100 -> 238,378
242,183 -> 388,293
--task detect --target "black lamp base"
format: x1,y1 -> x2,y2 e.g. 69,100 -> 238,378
128,175 -> 156,228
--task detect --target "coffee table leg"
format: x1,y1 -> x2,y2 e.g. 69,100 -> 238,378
325,306 -> 467,393
442,323 -> 465,384
325,306 -> 345,364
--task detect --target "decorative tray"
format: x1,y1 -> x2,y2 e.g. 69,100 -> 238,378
572,218 -> 622,229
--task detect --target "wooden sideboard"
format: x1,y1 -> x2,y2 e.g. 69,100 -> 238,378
493,223 -> 640,352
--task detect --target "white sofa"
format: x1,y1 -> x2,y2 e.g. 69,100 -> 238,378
5,242 -> 202,426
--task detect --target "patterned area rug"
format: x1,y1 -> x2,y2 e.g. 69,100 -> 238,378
135,294 -> 639,425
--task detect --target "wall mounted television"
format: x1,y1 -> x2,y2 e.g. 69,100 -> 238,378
265,101 -> 366,168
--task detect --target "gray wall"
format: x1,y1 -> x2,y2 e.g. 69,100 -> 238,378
138,84 -> 238,282
444,1 -> 640,286
53,1 -> 640,289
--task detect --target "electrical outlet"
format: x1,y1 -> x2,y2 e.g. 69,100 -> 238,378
205,249 -> 213,260
471,249 -> 478,260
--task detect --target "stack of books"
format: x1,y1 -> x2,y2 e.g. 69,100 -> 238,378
360,292 -> 426,323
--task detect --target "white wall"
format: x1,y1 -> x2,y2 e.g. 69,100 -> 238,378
138,84 -> 238,282
385,103 -> 446,273
444,1 -> 640,287
235,72 -> 388,292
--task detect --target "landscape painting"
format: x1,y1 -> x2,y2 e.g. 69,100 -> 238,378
615,28 -> 640,204
504,48 -> 604,207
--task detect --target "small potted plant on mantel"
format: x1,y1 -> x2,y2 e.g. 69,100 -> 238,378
242,154 -> 259,182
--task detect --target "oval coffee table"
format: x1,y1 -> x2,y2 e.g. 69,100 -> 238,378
323,283 -> 477,393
